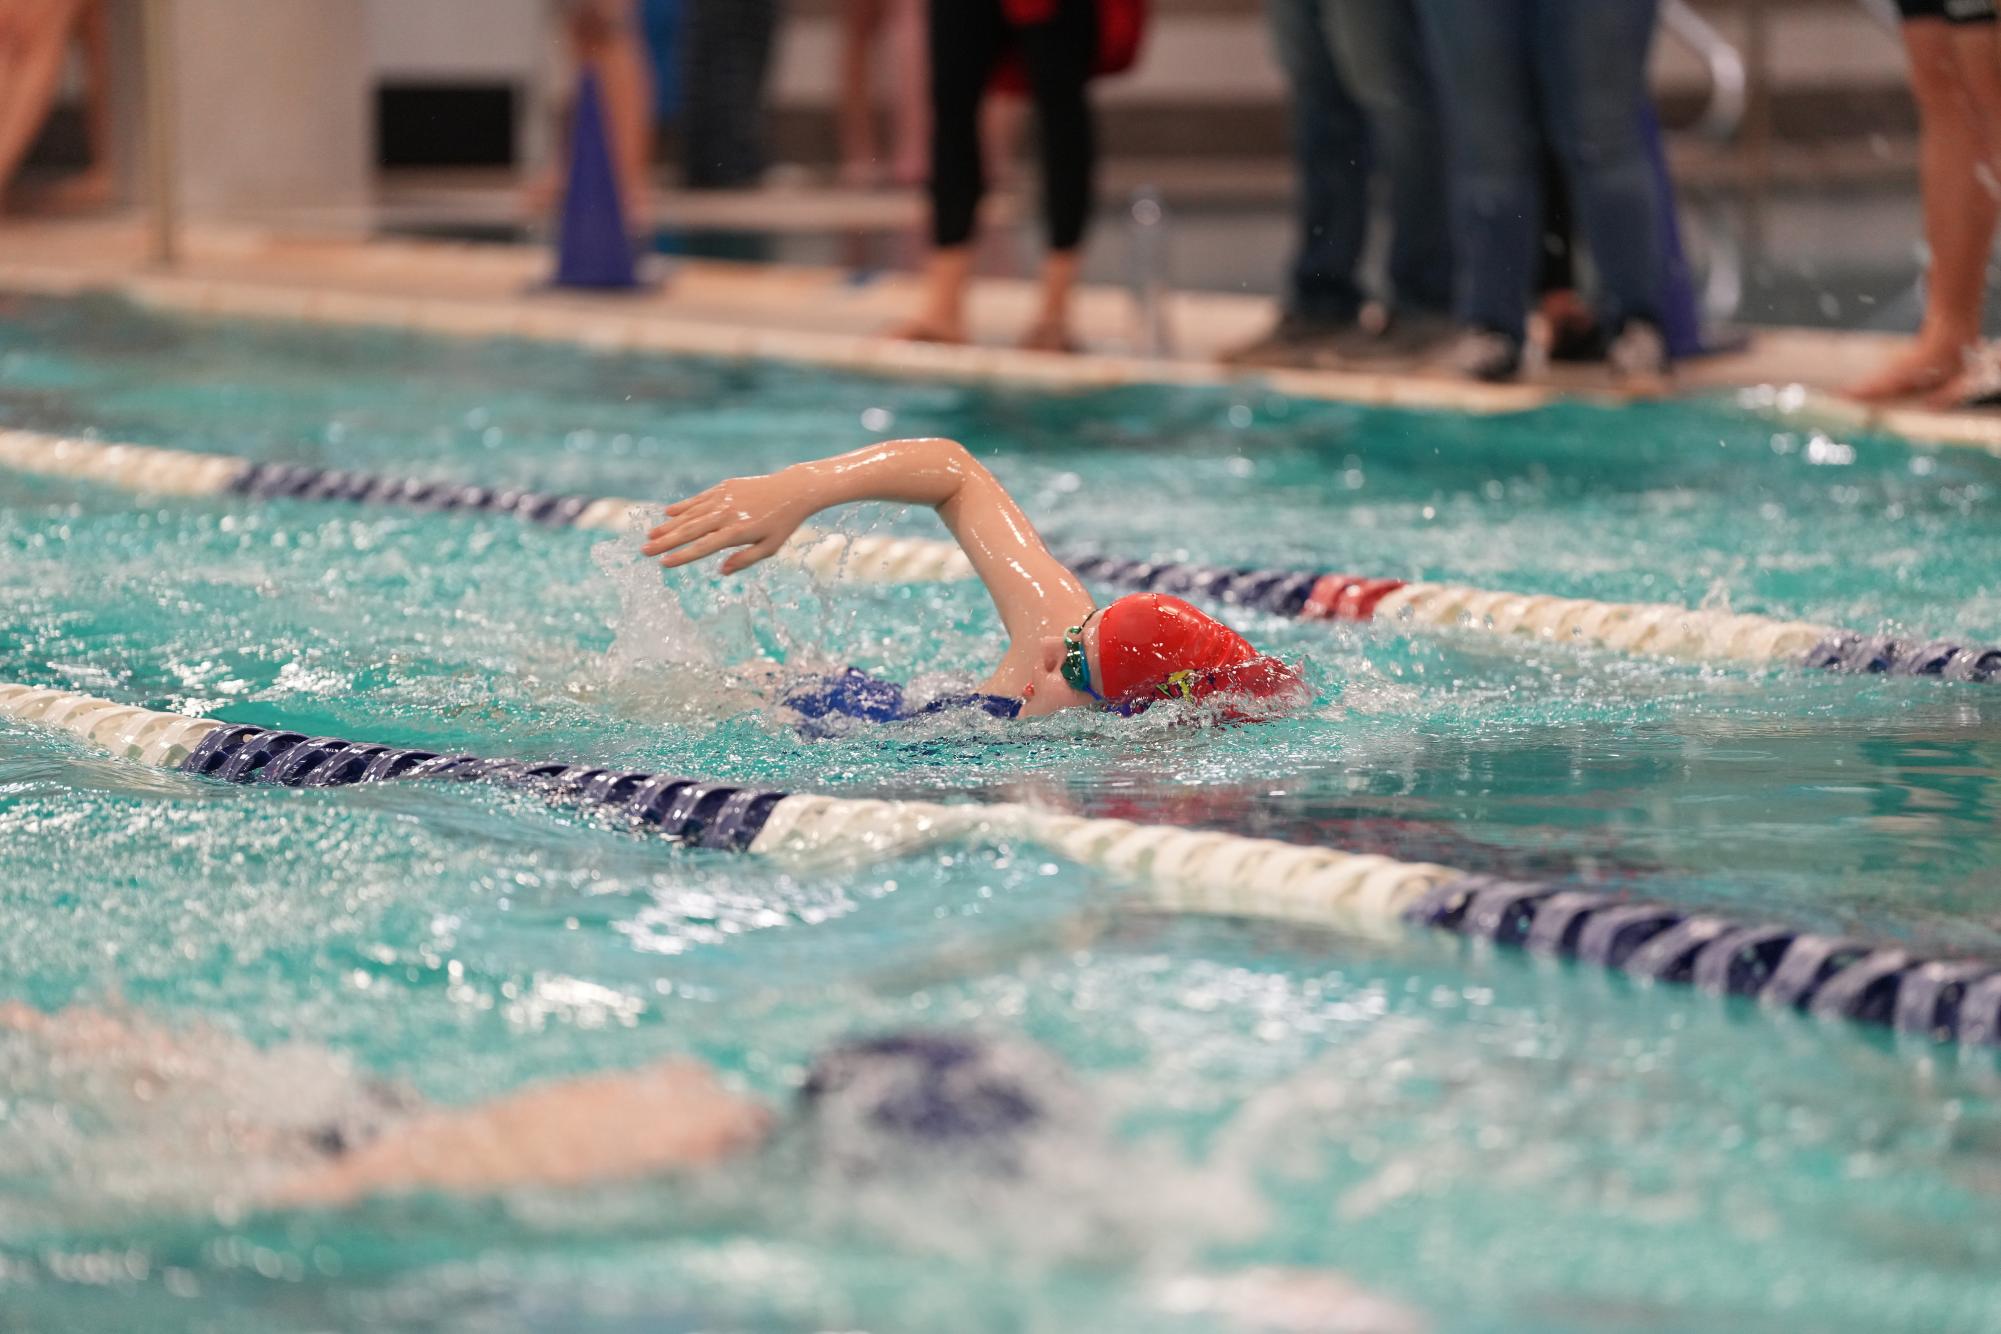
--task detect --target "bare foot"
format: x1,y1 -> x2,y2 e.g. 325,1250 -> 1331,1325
1018,320 -> 1080,354
10,166 -> 116,215
891,318 -> 967,345
1844,340 -> 1973,402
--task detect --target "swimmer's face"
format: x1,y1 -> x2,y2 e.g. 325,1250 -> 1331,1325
1019,610 -> 1104,717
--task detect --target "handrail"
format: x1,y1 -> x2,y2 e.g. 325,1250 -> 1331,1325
1661,0 -> 1749,142
142,0 -> 181,268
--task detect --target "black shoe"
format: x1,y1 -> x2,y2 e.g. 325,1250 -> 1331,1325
1220,312 -> 1354,369
1322,310 -> 1457,365
1546,313 -> 1608,363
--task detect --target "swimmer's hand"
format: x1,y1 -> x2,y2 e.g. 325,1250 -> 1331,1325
641,472 -> 817,575
640,442 -> 1092,672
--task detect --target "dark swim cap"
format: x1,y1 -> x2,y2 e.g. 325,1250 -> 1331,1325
799,1031 -> 1058,1169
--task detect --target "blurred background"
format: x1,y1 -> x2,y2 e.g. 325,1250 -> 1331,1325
7,0 -> 1970,335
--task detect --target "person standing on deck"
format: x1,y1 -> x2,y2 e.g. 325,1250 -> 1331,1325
1415,0 -> 1670,389
0,0 -> 113,215
1845,0 -> 2001,410
683,0 -> 783,188
838,0 -> 931,187
1221,0 -> 1455,370
527,0 -> 657,228
898,0 -> 1145,353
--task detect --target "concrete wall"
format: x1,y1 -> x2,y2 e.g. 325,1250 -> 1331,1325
164,0 -> 371,213
364,0 -> 554,167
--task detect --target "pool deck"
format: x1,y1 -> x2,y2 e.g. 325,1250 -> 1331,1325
1,214 -> 1996,452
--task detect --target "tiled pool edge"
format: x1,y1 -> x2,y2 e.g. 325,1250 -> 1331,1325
0,258 -> 1544,416
6,255 -> 1999,448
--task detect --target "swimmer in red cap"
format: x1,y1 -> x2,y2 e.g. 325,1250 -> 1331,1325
640,438 -> 1304,722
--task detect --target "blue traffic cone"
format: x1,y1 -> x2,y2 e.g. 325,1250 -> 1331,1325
553,70 -> 640,290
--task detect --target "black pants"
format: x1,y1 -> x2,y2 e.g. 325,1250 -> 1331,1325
928,0 -> 1098,252
1538,148 -> 1575,295
683,0 -> 780,188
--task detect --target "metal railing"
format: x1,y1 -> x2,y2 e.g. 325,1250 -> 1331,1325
1662,0 -> 1750,142
142,0 -> 181,268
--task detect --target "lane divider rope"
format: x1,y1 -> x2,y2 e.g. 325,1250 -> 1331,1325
4,427 -> 1996,681
7,678 -> 2001,1047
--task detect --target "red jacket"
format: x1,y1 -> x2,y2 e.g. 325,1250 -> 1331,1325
993,0 -> 1147,92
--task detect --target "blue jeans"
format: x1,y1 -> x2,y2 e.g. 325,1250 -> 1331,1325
1417,0 -> 1663,339
1264,0 -> 1453,323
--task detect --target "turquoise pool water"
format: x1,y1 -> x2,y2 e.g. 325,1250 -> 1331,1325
5,292 -> 2001,1330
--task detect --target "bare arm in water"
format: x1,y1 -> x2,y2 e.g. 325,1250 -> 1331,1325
639,439 -> 1097,706
0,1003 -> 772,1205
273,1060 -> 772,1206
0,1006 -> 1421,1325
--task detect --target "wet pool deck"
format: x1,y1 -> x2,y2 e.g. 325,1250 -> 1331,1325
0,215 -> 1995,452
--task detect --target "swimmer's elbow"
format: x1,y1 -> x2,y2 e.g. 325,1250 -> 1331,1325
918,437 -> 977,475
911,438 -> 991,504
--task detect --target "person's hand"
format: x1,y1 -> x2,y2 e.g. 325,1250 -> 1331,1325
640,471 -> 817,574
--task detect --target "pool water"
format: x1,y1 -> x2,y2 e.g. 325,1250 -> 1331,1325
4,292 -> 2001,1330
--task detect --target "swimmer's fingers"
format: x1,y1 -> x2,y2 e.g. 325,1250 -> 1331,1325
719,535 -> 785,575
649,482 -> 733,532
646,501 -> 710,541
640,506 -> 728,557
657,526 -> 755,570
654,488 -> 718,525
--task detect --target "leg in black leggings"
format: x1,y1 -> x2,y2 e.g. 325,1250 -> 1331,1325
927,0 -> 1097,253
1015,0 -> 1099,254
927,0 -> 1008,249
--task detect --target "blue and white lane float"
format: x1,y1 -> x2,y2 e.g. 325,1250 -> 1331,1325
3,426 -> 1998,681
8,677 -> 2001,1047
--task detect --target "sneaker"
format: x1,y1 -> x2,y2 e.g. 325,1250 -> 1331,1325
1606,320 -> 1670,391
1219,312 -> 1353,369
1450,329 -> 1523,383
1321,310 -> 1457,366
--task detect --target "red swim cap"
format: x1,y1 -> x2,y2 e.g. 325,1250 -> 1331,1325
1094,593 -> 1303,715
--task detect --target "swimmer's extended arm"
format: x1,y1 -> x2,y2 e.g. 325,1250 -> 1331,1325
272,1060 -> 772,1206
641,438 -> 1094,650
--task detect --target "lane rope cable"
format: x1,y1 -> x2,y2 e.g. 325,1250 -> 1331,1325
3,428 -> 1990,683
7,678 -> 2001,1047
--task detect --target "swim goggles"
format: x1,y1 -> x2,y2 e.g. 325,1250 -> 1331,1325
1061,622 -> 1100,699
